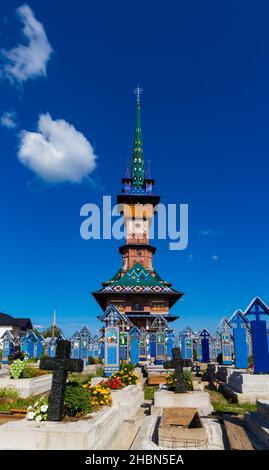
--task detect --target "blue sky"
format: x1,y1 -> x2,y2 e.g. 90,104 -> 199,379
0,0 -> 269,337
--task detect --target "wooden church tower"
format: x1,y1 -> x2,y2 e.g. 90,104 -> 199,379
93,87 -> 183,332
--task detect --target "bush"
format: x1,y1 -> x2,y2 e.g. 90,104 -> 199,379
10,359 -> 26,379
217,353 -> 222,365
26,396 -> 48,422
183,370 -> 193,391
21,366 -> 48,379
120,361 -> 134,372
83,383 -> 112,410
27,357 -> 39,363
105,377 -> 123,390
21,367 -> 37,378
112,364 -> 139,386
40,352 -> 49,360
8,347 -> 25,363
166,370 -> 193,392
88,356 -> 96,365
64,382 -> 92,417
181,359 -> 193,368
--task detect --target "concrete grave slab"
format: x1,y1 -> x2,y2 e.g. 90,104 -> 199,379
245,400 -> 269,449
223,372 -> 269,403
0,383 -> 144,449
154,386 -> 213,416
0,375 -> 52,398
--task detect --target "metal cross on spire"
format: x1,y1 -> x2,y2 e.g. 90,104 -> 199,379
131,84 -> 144,187
134,84 -> 143,104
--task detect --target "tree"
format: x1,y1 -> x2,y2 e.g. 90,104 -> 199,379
32,328 -> 42,337
42,326 -> 62,339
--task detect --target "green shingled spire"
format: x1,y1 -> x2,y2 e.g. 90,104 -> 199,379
131,86 -> 144,187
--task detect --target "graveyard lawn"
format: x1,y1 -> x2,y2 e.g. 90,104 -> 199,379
68,373 -> 95,385
207,388 -> 257,414
0,388 -> 38,413
144,384 -> 158,400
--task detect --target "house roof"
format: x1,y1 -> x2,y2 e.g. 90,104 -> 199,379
0,312 -> 32,329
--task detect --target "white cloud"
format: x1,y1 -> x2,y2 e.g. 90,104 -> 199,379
18,113 -> 97,183
1,4 -> 53,85
212,255 -> 219,261
0,111 -> 18,128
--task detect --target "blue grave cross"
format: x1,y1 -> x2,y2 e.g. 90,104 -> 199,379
199,329 -> 211,363
244,297 -> 269,374
229,310 -> 249,369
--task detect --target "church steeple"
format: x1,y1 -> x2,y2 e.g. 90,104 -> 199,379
131,85 -> 144,187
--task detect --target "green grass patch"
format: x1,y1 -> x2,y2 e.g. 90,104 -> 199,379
96,367 -> 104,377
68,373 -> 94,385
0,393 -> 37,412
0,388 -> 20,399
207,388 -> 257,414
144,384 -> 158,401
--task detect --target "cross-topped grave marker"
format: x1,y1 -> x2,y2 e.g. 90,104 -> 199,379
40,340 -> 83,421
164,347 -> 187,393
244,297 -> 269,373
229,309 -> 249,369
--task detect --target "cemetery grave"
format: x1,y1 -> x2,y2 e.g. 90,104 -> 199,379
0,295 -> 269,450
245,400 -> 269,449
158,408 -> 208,449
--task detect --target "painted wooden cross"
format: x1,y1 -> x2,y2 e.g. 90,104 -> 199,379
40,340 -> 84,421
163,347 -> 187,393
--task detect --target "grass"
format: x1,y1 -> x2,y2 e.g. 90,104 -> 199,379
207,388 -> 257,414
144,384 -> 158,401
0,389 -> 37,412
68,373 -> 94,385
96,367 -> 104,377
0,388 -> 20,399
